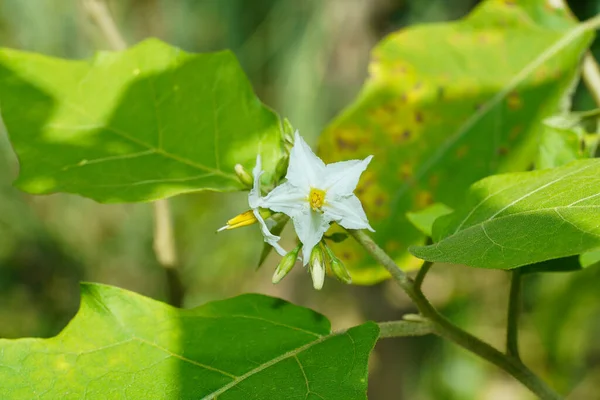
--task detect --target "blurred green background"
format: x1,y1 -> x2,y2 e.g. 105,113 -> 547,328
0,1 -> 599,399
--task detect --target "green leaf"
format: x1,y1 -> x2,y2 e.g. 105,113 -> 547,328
0,39 -> 284,203
536,115 -> 586,169
580,248 -> 600,268
406,203 -> 453,237
410,159 -> 600,270
0,283 -> 379,399
317,0 -> 594,284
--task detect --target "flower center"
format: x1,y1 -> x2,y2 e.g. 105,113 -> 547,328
309,188 -> 326,210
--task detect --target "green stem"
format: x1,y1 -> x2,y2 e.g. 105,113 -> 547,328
348,229 -> 561,400
378,320 -> 433,339
414,260 -> 432,290
506,269 -> 522,361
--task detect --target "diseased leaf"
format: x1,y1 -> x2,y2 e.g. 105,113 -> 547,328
406,203 -> 453,237
0,39 -> 284,203
317,0 -> 594,283
0,283 -> 379,399
410,160 -> 600,270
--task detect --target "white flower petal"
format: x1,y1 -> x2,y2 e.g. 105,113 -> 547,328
323,194 -> 375,232
286,131 -> 326,189
292,208 -> 333,264
252,209 -> 287,256
262,181 -> 306,216
248,155 -> 263,209
323,155 -> 373,198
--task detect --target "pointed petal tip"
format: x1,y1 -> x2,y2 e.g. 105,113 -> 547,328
216,225 -> 229,233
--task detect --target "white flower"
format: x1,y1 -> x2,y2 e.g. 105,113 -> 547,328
261,131 -> 374,263
248,155 -> 288,256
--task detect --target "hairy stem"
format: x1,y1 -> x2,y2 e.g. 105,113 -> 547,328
378,320 -> 433,339
83,0 -> 184,306
348,229 -> 561,400
506,270 -> 522,361
414,260 -> 432,291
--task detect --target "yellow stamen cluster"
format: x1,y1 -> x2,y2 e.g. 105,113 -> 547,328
309,188 -> 326,211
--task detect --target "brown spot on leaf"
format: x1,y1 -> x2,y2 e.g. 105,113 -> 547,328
415,191 -> 433,208
507,91 -> 522,110
456,145 -> 469,159
509,125 -> 523,141
497,146 -> 508,156
336,136 -> 358,151
415,111 -> 423,123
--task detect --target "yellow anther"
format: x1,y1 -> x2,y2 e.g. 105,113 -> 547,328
309,188 -> 326,211
217,210 -> 257,232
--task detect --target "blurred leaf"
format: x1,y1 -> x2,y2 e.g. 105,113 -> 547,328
317,0 -> 594,283
536,115 -> 586,169
325,232 -> 350,243
531,262 -> 600,391
580,248 -> 600,268
520,255 -> 581,274
0,283 -> 379,399
0,39 -> 284,203
410,160 -> 600,269
406,203 -> 453,237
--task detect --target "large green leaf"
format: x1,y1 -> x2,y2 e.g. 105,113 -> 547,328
0,39 -> 284,203
0,283 -> 378,399
317,0 -> 594,283
410,159 -> 600,270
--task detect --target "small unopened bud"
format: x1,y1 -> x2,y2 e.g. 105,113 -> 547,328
323,243 -> 352,284
330,256 -> 352,284
282,118 -> 295,150
234,163 -> 253,188
309,246 -> 325,290
272,243 -> 302,284
275,156 -> 289,182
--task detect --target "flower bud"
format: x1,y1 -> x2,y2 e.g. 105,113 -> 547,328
330,256 -> 352,284
323,243 -> 352,284
309,246 -> 325,290
272,243 -> 302,284
234,163 -> 253,188
275,155 -> 289,183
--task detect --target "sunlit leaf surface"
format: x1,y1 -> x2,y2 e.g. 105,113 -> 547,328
0,39 -> 284,203
410,160 -> 600,269
0,284 -> 378,399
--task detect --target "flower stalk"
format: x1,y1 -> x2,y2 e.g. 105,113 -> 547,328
348,229 -> 561,400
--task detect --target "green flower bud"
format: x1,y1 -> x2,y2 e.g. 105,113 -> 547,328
234,163 -> 253,188
323,243 -> 352,284
272,243 -> 302,284
309,246 -> 325,290
275,155 -> 289,183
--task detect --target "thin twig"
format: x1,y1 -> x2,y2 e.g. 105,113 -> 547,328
506,269 -> 522,361
414,261 -> 432,291
82,0 -> 184,306
82,0 -> 126,51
